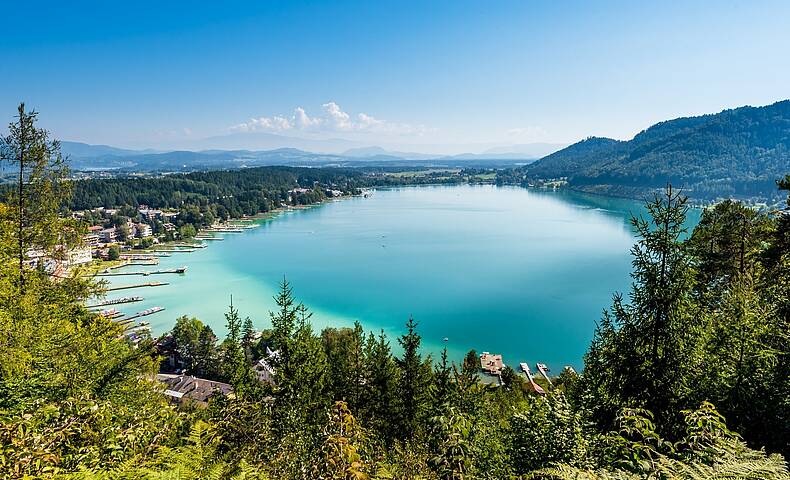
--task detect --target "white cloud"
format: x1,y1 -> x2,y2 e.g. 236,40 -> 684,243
322,102 -> 352,130
294,107 -> 321,129
229,102 -> 429,137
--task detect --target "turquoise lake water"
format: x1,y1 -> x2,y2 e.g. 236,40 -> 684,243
101,185 -> 700,371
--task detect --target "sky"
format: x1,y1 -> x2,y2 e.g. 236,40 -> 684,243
1,0 -> 789,154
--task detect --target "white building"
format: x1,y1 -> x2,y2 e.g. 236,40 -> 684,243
136,223 -> 153,238
66,246 -> 93,266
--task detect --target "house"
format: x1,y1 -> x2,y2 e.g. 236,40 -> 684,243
83,233 -> 100,247
162,222 -> 176,232
138,206 -> 163,220
65,246 -> 93,266
135,223 -> 153,238
254,347 -> 279,385
480,352 -> 504,375
99,227 -> 117,243
255,358 -> 276,384
157,374 -> 234,406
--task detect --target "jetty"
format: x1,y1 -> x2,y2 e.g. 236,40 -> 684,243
99,308 -> 124,319
107,281 -> 169,292
97,266 -> 187,277
87,296 -> 143,308
127,323 -> 151,333
519,363 -> 546,395
173,243 -> 206,249
121,252 -> 171,258
536,363 -> 553,386
124,306 -> 165,321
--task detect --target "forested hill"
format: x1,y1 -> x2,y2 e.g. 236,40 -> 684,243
527,100 -> 790,203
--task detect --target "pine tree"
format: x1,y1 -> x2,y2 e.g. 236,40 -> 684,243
270,277 -> 298,370
274,301 -> 328,436
433,346 -> 455,413
221,299 -> 253,397
0,103 -> 75,295
362,330 -> 400,444
241,315 -> 255,360
397,316 -> 432,440
582,185 -> 699,433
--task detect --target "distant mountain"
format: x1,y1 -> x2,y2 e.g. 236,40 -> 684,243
66,148 -> 347,171
65,140 -> 546,172
60,141 -> 149,158
188,131 -> 364,153
341,146 -> 436,160
527,100 -> 790,202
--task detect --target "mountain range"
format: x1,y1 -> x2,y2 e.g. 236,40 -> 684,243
527,100 -> 790,203
60,141 -> 560,171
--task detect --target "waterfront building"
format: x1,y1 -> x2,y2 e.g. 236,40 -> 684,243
480,351 -> 504,375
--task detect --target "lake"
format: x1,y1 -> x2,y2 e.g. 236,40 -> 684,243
100,185 -> 700,371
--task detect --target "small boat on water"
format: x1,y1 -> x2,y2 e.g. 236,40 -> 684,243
100,308 -> 123,318
124,306 -> 166,321
87,296 -> 143,308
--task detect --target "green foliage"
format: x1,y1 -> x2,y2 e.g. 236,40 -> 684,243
582,186 -> 700,433
526,100 -> 790,203
429,407 -> 472,479
316,401 -> 371,480
529,403 -> 790,480
509,393 -> 591,474
2,107 -> 789,479
396,316 -> 434,439
107,245 -> 120,260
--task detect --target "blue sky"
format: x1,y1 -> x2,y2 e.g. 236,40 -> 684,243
1,0 -> 789,153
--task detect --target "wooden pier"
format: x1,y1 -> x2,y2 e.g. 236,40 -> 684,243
124,307 -> 165,321
97,267 -> 187,277
121,252 -> 171,258
519,363 -> 546,395
107,281 -> 169,292
86,296 -> 143,308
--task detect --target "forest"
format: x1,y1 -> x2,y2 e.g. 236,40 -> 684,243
524,100 -> 790,204
1,106 -> 789,479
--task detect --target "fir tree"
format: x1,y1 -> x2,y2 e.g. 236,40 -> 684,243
241,315 -> 255,360
362,330 -> 400,444
397,316 -> 432,439
583,185 -> 699,433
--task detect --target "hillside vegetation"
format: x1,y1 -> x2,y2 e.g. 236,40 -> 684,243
527,100 -> 790,203
1,105 -> 789,479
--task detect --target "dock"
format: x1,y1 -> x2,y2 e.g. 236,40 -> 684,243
107,281 -> 169,292
536,363 -> 553,386
519,363 -> 546,395
97,267 -> 187,277
86,296 -> 143,308
173,243 -> 206,249
124,307 -> 165,321
121,252 -> 171,258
